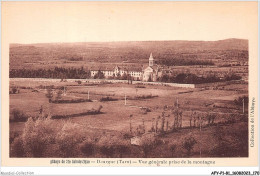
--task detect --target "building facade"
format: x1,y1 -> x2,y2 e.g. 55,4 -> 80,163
142,53 -> 161,82
90,53 -> 161,81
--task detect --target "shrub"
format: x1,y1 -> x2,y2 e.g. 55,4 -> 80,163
170,144 -> 177,157
140,107 -> 151,114
141,143 -> 153,158
135,85 -> 146,88
46,85 -> 55,89
80,141 -> 95,157
123,132 -> 133,139
38,85 -> 44,89
45,88 -> 53,102
210,139 -> 231,157
56,122 -> 84,157
100,145 -> 115,158
234,96 -> 248,106
10,109 -> 28,122
209,124 -> 248,157
52,106 -> 103,119
226,114 -> 236,124
135,95 -> 157,100
94,70 -> 105,79
10,131 -> 19,144
97,133 -> 128,158
120,73 -> 128,80
10,87 -> 18,94
10,117 -> 92,158
182,136 -> 197,157
224,74 -> 241,81
22,117 -> 57,157
51,98 -> 92,104
140,133 -> 157,157
56,90 -> 63,100
115,145 -> 129,158
100,96 -> 118,102
10,137 -> 25,157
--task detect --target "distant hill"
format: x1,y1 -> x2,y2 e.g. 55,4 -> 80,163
10,39 -> 248,69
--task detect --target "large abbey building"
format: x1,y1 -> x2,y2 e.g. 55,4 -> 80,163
90,53 -> 161,82
142,53 -> 160,81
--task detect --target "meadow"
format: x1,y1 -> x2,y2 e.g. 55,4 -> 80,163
9,79 -> 248,158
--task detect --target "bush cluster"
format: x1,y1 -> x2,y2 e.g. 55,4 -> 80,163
10,109 -> 28,122
100,96 -> 118,102
158,73 -> 241,84
51,98 -> 92,104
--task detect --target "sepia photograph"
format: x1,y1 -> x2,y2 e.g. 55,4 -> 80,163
1,1 -> 258,170
9,39 -> 249,158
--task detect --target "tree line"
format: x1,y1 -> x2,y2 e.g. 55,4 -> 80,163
158,73 -> 241,84
10,67 -> 91,79
157,58 -> 214,66
10,67 -> 241,84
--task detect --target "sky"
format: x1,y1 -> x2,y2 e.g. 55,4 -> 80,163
2,1 -> 258,44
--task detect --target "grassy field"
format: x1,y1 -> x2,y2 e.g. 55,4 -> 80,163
9,79 -> 248,158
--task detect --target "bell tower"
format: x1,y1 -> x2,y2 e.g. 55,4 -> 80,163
149,53 -> 154,67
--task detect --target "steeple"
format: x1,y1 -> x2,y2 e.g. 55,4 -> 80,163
149,53 -> 154,67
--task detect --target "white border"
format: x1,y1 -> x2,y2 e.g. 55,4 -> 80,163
0,0 -> 259,175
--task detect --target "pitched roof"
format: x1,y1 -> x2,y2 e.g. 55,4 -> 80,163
126,67 -> 142,72
143,64 -> 159,71
90,65 -> 142,72
89,66 -> 115,71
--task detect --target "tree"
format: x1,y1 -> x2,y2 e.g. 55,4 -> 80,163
190,112 -> 194,127
159,74 -> 170,82
179,111 -> 183,128
170,144 -> 177,157
140,134 -> 156,157
22,117 -> 57,157
141,143 -> 153,158
129,114 -> 133,134
160,112 -> 165,133
150,117 -> 155,132
155,116 -> 160,133
56,122 -> 84,157
45,88 -> 53,102
182,136 -> 197,157
127,74 -> 133,84
100,145 -> 115,158
166,115 -> 170,131
175,73 -> 186,83
121,73 -> 128,80
94,70 -> 105,79
116,72 -> 121,79
224,73 -> 241,81
116,145 -> 129,158
97,105 -> 103,113
11,109 -> 28,122
80,142 -> 95,157
86,70 -> 91,79
39,105 -> 43,115
10,137 -> 25,157
11,87 -> 18,94
234,96 -> 248,106
56,90 -> 62,100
